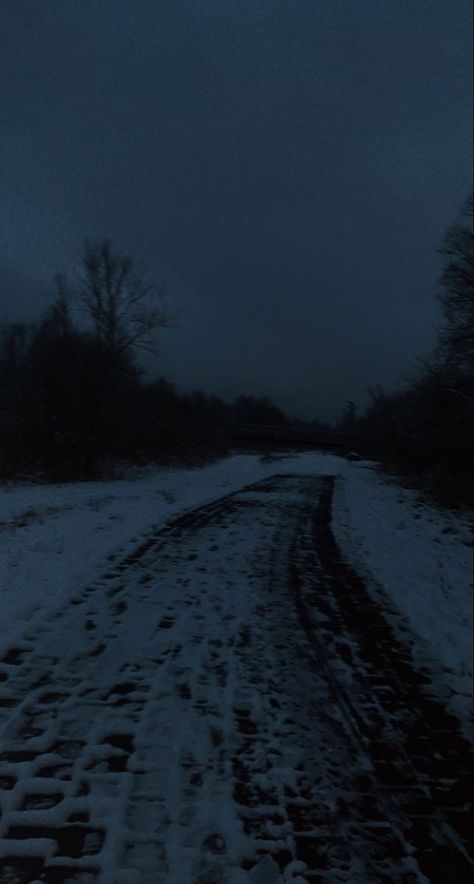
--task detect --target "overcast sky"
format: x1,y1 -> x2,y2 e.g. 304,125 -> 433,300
1,0 -> 472,421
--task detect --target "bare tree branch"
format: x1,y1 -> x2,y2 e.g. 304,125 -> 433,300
79,239 -> 171,357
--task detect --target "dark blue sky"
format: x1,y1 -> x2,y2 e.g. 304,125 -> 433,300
1,0 -> 472,420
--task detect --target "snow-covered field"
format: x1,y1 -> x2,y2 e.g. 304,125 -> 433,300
1,452 -> 472,728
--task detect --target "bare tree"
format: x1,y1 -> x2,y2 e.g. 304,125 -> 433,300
437,191 -> 473,375
79,239 -> 170,357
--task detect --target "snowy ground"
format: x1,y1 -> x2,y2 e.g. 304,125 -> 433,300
0,456 -> 472,882
331,463 -> 473,728
1,452 -> 472,728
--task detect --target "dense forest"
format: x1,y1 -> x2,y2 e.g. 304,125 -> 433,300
356,193 -> 473,506
1,194 -> 472,506
0,240 -> 289,479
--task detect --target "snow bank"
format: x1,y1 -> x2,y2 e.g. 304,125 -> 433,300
333,461 -> 473,727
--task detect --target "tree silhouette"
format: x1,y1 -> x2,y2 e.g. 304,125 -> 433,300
80,239 -> 170,357
437,192 -> 473,375
357,190 -> 473,504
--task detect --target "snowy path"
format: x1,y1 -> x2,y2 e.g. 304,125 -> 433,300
0,475 -> 471,883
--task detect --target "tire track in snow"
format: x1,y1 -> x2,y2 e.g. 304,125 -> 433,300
0,475 -> 471,883
288,476 -> 473,883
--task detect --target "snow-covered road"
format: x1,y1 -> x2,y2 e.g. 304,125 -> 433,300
0,473 -> 471,883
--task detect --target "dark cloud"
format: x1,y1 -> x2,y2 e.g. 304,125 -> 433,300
1,0 -> 472,420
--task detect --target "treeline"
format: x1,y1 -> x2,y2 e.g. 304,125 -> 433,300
0,240 -> 288,481
357,193 -> 473,506
1,194 -> 472,505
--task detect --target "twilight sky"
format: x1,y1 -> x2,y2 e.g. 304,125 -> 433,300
1,0 -> 472,421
